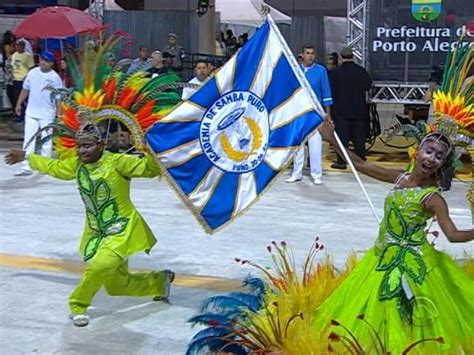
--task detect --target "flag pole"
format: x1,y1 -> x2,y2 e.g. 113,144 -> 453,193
265,12 -> 381,223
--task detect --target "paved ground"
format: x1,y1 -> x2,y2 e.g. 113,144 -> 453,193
0,136 -> 472,354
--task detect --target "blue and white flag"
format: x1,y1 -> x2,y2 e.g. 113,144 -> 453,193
146,18 -> 324,233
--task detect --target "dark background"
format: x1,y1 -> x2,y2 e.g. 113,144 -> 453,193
368,0 -> 474,82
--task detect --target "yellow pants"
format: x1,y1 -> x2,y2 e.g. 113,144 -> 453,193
69,247 -> 167,314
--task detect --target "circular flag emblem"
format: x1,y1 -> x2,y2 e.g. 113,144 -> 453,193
199,91 -> 269,173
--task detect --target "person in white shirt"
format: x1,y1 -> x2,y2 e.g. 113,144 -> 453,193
14,50 -> 63,176
181,59 -> 210,100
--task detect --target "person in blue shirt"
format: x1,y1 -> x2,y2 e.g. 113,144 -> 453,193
287,44 -> 333,185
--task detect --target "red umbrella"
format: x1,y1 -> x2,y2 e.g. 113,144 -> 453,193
14,6 -> 104,39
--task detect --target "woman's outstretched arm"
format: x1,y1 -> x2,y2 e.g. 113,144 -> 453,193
318,119 -> 404,184
424,193 -> 474,243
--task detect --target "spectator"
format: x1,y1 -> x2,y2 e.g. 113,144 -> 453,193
2,31 -> 16,109
164,33 -> 185,72
181,59 -> 210,100
237,35 -> 245,49
127,45 -> 151,73
102,52 -> 117,77
215,31 -> 225,56
224,29 -> 237,55
162,52 -> 176,71
286,44 -> 333,185
19,38 -> 34,56
147,51 -> 170,79
11,38 -> 35,120
242,33 -> 249,44
296,54 -> 303,65
59,58 -> 73,88
326,52 -> 339,72
330,47 -> 372,170
208,58 -> 217,76
14,50 -> 62,176
107,52 -> 117,68
326,52 -> 339,94
1,30 -> 15,59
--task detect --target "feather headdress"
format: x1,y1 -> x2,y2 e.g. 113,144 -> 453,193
432,38 -> 473,146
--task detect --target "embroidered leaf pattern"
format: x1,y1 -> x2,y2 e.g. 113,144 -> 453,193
84,235 -> 101,261
81,193 -> 96,215
94,179 -> 110,207
401,248 -> 426,283
386,207 -> 406,240
78,166 -> 92,193
77,167 -> 128,261
376,244 -> 401,271
87,214 -> 100,232
100,201 -> 118,224
377,188 -> 432,321
409,232 -> 424,244
380,266 -> 402,300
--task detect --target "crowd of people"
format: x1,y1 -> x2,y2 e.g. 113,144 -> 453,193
0,29 -> 222,173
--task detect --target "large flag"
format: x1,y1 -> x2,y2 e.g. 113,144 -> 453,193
146,17 -> 324,233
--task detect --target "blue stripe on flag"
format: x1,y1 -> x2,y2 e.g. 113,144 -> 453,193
268,111 -> 322,148
201,173 -> 239,229
253,162 -> 277,194
167,154 -> 213,195
262,55 -> 301,112
233,22 -> 271,91
146,121 -> 200,153
188,77 -> 221,108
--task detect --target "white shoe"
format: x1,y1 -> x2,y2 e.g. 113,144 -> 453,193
313,177 -> 322,185
69,313 -> 89,327
286,176 -> 302,183
14,170 -> 33,177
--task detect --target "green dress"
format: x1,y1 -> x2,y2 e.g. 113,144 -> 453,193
313,185 -> 473,353
29,151 -> 160,261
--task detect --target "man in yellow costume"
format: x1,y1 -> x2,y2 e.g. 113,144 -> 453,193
5,124 -> 174,327
4,37 -> 184,327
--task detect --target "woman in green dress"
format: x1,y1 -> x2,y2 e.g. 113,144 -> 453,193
315,120 -> 473,353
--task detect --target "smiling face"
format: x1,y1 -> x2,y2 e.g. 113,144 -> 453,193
415,138 -> 449,178
77,137 -> 104,164
151,51 -> 163,67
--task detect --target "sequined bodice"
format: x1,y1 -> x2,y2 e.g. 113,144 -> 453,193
377,186 -> 438,249
374,186 -> 439,315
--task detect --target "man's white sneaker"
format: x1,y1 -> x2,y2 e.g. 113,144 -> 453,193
69,313 -> 89,327
313,177 -> 322,185
14,170 -> 33,177
285,176 -> 302,183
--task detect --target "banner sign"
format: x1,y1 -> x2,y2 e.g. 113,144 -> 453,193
368,0 -> 473,81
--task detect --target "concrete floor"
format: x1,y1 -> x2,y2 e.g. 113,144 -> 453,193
0,149 -> 472,354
